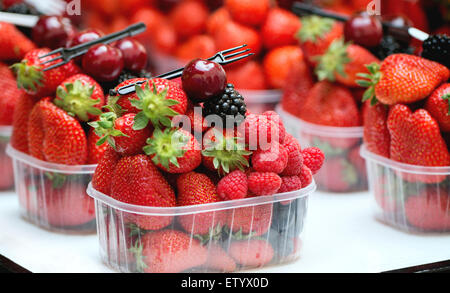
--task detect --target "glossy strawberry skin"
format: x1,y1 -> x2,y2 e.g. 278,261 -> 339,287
424,83 -> 450,132
92,146 -> 121,195
113,113 -> 152,156
228,239 -> 274,267
214,20 -> 262,56
0,62 -> 23,125
263,45 -> 304,89
261,8 -> 302,50
0,22 -> 36,61
10,92 -> 35,154
113,78 -> 148,114
87,128 -> 108,164
225,0 -> 270,27
362,101 -> 390,158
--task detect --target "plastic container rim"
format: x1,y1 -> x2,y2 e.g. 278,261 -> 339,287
276,105 -> 364,138
87,181 -> 316,216
0,125 -> 12,137
360,144 -> 450,175
6,144 -> 97,174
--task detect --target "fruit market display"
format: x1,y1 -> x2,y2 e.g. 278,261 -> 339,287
88,56 -> 325,272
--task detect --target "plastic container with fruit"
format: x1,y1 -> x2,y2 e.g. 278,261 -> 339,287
87,181 -> 315,273
277,106 -> 367,193
6,145 -> 97,233
0,126 -> 14,191
361,145 -> 450,233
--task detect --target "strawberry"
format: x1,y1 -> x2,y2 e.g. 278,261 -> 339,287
206,7 -> 230,35
225,0 -> 270,27
92,146 -> 121,195
170,0 -> 208,40
86,128 -> 108,164
110,154 -> 176,230
280,133 -> 303,176
175,35 -> 216,61
217,170 -> 248,201
143,128 -> 201,174
176,172 -> 226,241
298,165 -> 312,187
225,61 -> 267,90
28,98 -> 88,165
111,77 -> 148,114
301,147 -> 325,175
299,81 -> 361,127
182,103 -> 208,133
261,8 -> 302,50
130,229 -> 208,273
54,74 -> 104,122
0,22 -> 36,61
296,16 -> 344,67
424,83 -> 450,132
10,92 -> 34,153
227,203 -> 273,237
404,188 -> 450,231
228,239 -> 274,267
362,100 -> 390,158
202,128 -> 252,175
358,54 -> 450,105
213,20 -> 262,56
248,171 -> 282,196
278,176 -> 302,193
315,157 -> 358,192
0,143 -> 13,190
130,7 -> 164,45
203,243 -> 237,272
89,112 -> 151,156
263,45 -> 304,89
152,21 -> 178,54
11,48 -> 80,98
251,143 -> 288,174
0,62 -> 23,125
316,39 -> 380,88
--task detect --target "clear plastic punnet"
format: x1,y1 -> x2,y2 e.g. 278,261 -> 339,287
277,105 -> 367,193
86,181 -> 316,273
361,145 -> 450,233
0,126 -> 14,191
6,144 -> 97,234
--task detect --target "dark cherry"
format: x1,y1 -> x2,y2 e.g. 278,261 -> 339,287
181,59 -> 227,102
382,15 -> 413,45
82,44 -> 124,82
114,38 -> 148,73
67,28 -> 104,47
32,15 -> 76,49
344,12 -> 383,48
276,0 -> 295,10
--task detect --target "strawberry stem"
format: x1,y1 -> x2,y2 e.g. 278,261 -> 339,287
296,15 -> 335,43
356,62 -> 381,105
88,112 -> 128,150
10,61 -> 43,93
315,38 -> 350,82
442,93 -> 450,115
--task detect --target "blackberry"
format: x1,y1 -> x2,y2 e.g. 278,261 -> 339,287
369,35 -> 415,60
203,83 -> 247,127
422,34 -> 450,69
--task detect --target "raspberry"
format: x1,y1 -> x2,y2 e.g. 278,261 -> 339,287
278,176 -> 302,193
247,172 -> 282,196
299,165 -> 312,187
302,147 -> 325,175
251,143 -> 288,174
217,170 -> 248,201
242,113 -> 284,151
262,110 -> 286,144
280,133 -> 303,176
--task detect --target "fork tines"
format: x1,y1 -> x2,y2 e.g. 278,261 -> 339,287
112,45 -> 254,96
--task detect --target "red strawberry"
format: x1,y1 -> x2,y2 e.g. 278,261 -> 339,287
261,8 -> 302,50
203,243 -> 237,272
298,81 -> 361,127
92,146 -> 121,195
228,239 -> 274,267
11,48 -> 80,98
280,133 -> 303,176
359,54 -> 450,105
248,171 -> 282,196
175,35 -> 216,61
143,128 -> 201,174
227,203 -> 273,237
206,7 -> 230,35
387,104 -> 450,169
0,143 -> 13,190
298,165 -> 312,187
263,45 -> 304,89
225,0 -> 270,27
226,61 -> 267,90
184,103 -> 208,133
176,172 -> 226,240
297,16 -> 344,67
251,143 -> 288,174
54,74 -> 104,122
130,229 -> 208,273
152,21 -> 178,54
362,100 -> 390,158
316,39 -> 380,88
405,188 -> 450,231
86,128 -> 108,164
0,22 -> 36,61
213,20 -> 262,56
315,157 -> 358,192
111,77 -> 148,114
217,170 -> 248,201
110,154 -> 176,230
301,147 -> 325,175
0,62 -> 23,125
28,98 -> 87,165
170,0 -> 208,40
90,112 -> 151,156
278,176 -> 302,193
424,83 -> 450,132
10,92 -> 35,153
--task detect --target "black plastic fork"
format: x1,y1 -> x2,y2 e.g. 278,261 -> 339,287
109,44 -> 254,96
38,22 -> 147,72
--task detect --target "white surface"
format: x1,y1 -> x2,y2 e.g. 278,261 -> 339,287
1,190 -> 450,273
